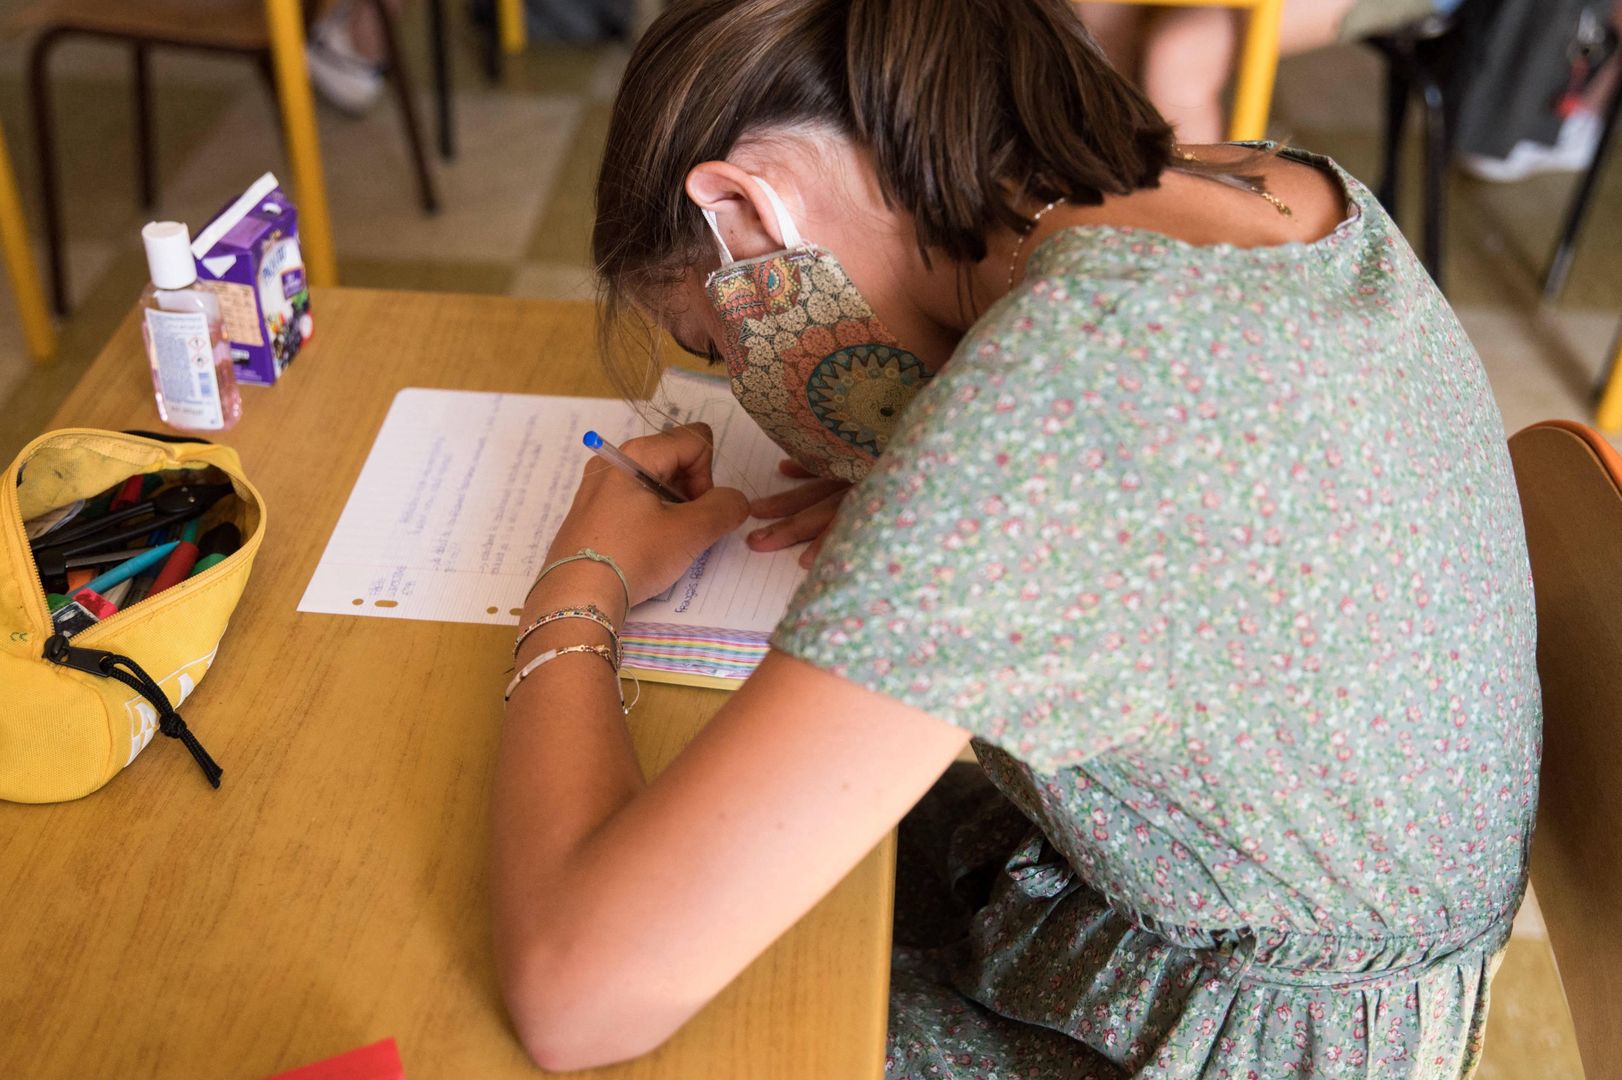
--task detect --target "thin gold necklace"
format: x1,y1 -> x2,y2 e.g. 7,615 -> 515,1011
1006,152 -> 1293,292
1175,147 -> 1294,217
1007,197 -> 1067,291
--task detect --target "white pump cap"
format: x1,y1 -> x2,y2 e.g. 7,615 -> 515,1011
142,221 -> 198,290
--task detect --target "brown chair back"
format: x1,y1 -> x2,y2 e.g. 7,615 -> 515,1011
1508,419 -> 1622,1078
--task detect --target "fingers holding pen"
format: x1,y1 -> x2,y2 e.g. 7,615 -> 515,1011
610,422 -> 748,548
581,431 -> 837,570
560,425 -> 748,605
618,422 -> 719,498
666,422 -> 722,498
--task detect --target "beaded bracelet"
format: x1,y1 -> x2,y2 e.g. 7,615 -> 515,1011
527,548 -> 631,609
513,604 -> 620,664
504,643 -> 618,703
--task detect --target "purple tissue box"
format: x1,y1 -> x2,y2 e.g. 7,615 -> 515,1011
191,172 -> 313,386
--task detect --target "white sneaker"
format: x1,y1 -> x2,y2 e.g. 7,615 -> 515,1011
306,16 -> 386,116
1458,110 -> 1603,183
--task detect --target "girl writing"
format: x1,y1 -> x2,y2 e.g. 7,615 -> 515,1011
491,3 -> 1540,1076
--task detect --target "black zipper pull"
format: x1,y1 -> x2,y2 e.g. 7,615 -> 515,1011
44,634 -> 224,788
42,634 -> 116,675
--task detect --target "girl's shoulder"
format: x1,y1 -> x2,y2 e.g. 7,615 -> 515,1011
1019,144 -> 1384,285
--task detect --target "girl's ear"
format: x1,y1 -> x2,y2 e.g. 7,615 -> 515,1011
685,162 -> 795,261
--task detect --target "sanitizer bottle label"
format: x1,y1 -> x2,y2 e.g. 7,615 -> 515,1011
144,308 -> 225,430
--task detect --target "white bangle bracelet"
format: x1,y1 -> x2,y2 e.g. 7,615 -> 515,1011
504,643 -> 618,703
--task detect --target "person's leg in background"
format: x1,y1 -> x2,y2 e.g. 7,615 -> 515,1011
1570,1 -> 1620,156
1138,6 -> 1239,142
307,0 -> 406,115
345,0 -> 403,66
1078,0 -> 1366,144
1455,0 -> 1618,181
1073,3 -> 1149,81
1584,29 -> 1620,117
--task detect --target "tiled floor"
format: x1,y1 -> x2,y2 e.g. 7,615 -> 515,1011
0,6 -> 1604,1075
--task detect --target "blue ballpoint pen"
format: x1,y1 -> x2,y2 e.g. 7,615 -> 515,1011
582,431 -> 689,503
74,541 -> 179,598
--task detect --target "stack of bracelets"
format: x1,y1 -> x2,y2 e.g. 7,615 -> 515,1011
505,548 -> 640,715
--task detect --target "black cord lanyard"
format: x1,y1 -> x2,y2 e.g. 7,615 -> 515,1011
44,634 -> 223,788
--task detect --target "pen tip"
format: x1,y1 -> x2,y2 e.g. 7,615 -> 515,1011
583,431 -> 602,449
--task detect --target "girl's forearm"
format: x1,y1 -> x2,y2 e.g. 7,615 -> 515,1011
490,561 -> 643,962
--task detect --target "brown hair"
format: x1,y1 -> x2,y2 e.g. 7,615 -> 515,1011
591,0 -> 1242,378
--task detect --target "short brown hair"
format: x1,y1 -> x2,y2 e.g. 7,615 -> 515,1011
596,0 -> 1178,290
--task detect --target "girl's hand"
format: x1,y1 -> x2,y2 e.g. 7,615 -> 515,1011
745,460 -> 852,569
543,423 -> 749,607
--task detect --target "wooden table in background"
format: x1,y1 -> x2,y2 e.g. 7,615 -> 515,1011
0,289 -> 895,1080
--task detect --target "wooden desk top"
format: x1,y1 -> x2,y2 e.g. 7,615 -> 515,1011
0,289 -> 893,1080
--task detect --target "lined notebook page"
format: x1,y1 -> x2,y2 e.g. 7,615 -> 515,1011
298,372 -> 808,681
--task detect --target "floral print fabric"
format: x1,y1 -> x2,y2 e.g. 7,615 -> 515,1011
772,149 -> 1542,1079
709,247 -> 933,483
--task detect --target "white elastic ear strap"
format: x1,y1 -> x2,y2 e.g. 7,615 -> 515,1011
701,208 -> 735,266
753,178 -> 804,248
700,177 -> 803,267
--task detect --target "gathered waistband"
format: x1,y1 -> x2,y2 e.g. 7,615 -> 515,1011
1003,828 -> 1520,992
1201,913 -> 1514,991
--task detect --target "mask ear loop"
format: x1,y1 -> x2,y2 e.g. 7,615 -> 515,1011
701,177 -> 805,269
701,208 -> 735,266
752,177 -> 804,248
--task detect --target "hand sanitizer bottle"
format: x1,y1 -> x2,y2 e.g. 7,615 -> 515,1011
140,221 -> 242,432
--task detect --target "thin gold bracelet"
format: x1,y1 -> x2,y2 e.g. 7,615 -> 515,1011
503,643 -> 618,703
502,643 -> 642,716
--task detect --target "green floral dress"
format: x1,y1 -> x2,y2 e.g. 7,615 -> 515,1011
772,150 -> 1542,1079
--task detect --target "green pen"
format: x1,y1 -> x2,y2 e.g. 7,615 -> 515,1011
188,523 -> 241,578
189,554 -> 227,576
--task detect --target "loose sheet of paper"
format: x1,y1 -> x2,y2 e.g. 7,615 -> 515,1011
297,371 -> 807,630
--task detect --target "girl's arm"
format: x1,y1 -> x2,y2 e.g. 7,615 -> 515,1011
492,648 -> 968,1071
490,426 -> 970,1071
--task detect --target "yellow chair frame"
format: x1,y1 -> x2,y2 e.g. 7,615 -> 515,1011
23,0 -> 416,299
260,0 -> 1277,298
8,4 -> 337,363
1593,331 -> 1622,434
498,0 -> 525,54
1094,0 -> 1285,141
263,0 -> 337,288
0,117 -> 55,362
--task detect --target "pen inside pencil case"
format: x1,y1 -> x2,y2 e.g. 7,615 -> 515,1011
27,471 -> 243,617
32,482 -> 231,554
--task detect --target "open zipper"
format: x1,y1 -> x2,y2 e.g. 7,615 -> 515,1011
7,437 -> 239,788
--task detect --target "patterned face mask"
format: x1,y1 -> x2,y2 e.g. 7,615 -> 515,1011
702,178 -> 930,484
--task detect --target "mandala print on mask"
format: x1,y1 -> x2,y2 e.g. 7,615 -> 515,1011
708,247 -> 931,484
807,345 -> 932,456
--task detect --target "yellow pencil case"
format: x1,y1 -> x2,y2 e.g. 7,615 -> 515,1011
0,429 -> 266,803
